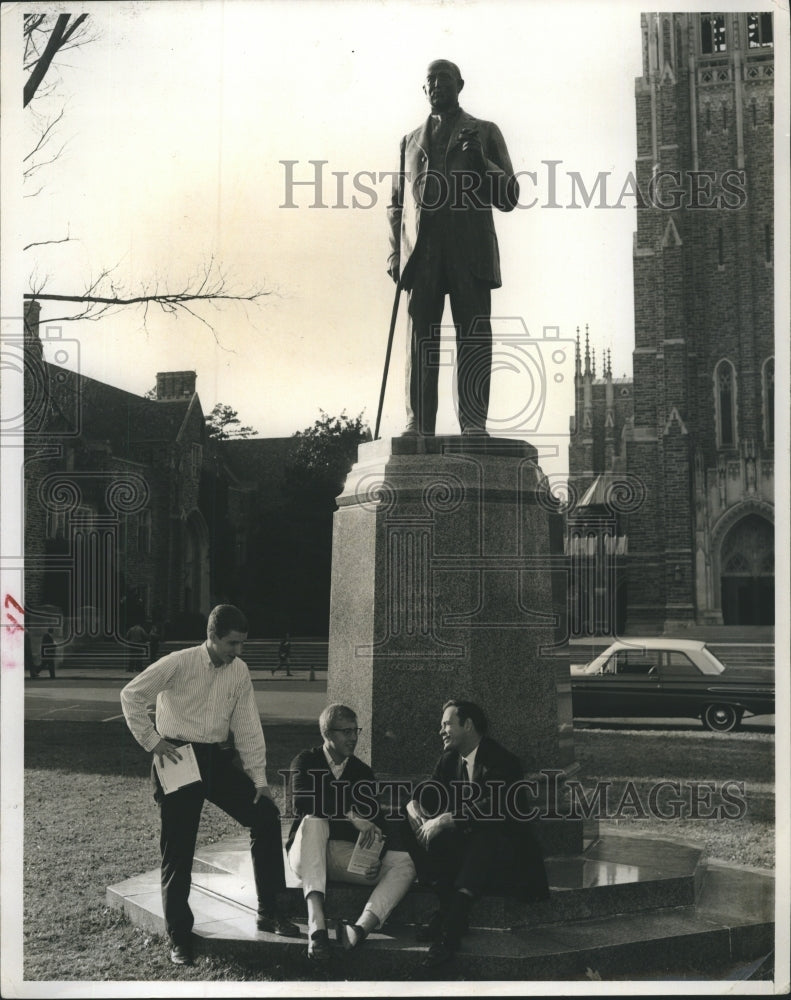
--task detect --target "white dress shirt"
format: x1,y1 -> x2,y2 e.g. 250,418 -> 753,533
322,744 -> 349,780
120,642 -> 268,787
460,742 -> 480,781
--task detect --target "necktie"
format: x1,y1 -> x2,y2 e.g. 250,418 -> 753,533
460,758 -> 470,782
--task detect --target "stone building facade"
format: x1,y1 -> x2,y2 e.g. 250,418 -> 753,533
568,11 -> 774,633
24,298 -> 220,643
22,298 -> 339,648
22,299 -> 270,647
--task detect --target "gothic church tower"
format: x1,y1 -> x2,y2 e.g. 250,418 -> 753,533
568,12 -> 774,632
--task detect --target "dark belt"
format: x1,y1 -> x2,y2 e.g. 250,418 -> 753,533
162,738 -> 221,748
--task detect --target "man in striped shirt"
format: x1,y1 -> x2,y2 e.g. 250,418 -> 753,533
121,604 -> 299,966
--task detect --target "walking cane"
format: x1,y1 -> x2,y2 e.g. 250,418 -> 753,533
374,278 -> 403,440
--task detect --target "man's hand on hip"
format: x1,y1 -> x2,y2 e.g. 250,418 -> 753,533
254,786 -> 275,807
152,739 -> 183,766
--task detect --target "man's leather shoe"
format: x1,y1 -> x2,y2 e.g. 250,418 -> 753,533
307,928 -> 331,962
416,909 -> 468,942
415,909 -> 445,943
421,937 -> 458,969
256,911 -> 301,937
169,942 -> 193,966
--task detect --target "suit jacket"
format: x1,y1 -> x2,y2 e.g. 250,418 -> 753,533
387,108 -> 518,290
285,746 -> 387,854
415,736 -> 549,901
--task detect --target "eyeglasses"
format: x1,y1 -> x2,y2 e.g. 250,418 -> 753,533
330,727 -> 362,737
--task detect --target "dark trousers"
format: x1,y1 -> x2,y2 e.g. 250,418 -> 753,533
153,742 -> 286,945
405,824 -> 521,901
405,214 -> 492,434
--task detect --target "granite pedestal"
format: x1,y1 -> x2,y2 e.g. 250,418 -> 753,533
327,435 -> 574,778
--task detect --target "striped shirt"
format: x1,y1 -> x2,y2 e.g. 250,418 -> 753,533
120,642 -> 268,787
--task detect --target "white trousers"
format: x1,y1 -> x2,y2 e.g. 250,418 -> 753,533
287,817 -> 416,928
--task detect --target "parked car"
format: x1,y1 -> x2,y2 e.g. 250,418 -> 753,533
570,638 -> 774,732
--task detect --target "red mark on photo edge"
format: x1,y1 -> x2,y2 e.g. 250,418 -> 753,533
2,595 -> 26,666
5,595 -> 25,615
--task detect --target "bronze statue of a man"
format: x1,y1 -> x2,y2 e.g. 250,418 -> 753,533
387,60 -> 519,436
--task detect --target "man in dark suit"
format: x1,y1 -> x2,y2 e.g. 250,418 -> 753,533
387,59 -> 519,436
286,704 -> 416,961
405,699 -> 549,968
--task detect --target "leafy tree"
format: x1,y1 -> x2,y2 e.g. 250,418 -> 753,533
285,410 -> 371,500
205,403 -> 256,440
242,410 -> 371,635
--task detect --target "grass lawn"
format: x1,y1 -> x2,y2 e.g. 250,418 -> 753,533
21,719 -> 774,983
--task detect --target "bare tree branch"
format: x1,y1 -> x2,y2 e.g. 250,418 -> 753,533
24,230 -> 73,252
24,13 -> 90,107
22,16 -> 268,346
23,106 -> 66,162
24,261 -> 269,343
24,140 -> 69,179
26,288 -> 263,308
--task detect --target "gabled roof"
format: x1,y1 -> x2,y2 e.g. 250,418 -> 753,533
44,363 -> 199,455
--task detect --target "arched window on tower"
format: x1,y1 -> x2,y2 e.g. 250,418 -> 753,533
701,14 -> 727,54
714,360 -> 737,448
747,12 -> 773,48
663,18 -> 673,68
762,357 -> 774,447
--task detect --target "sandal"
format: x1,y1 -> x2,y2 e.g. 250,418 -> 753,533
335,919 -> 369,951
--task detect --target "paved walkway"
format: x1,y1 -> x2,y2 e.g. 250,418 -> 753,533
24,671 -> 328,724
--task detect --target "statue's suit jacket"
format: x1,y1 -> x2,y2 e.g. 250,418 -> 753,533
387,108 -> 519,290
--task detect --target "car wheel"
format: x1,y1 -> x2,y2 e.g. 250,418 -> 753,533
702,704 -> 742,733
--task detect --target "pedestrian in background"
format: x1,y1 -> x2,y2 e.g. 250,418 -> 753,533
126,623 -> 149,673
277,633 -> 292,677
40,631 -> 56,679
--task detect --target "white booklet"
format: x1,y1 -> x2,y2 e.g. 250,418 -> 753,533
347,830 -> 384,876
154,743 -> 202,794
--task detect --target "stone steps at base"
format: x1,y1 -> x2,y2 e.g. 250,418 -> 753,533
106,832 -> 774,980
106,860 -> 774,981
183,832 -> 704,930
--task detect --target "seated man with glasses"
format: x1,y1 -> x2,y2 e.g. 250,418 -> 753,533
285,703 -> 416,962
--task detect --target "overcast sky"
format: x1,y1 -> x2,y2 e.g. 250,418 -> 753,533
4,0 -> 657,478
3,0 -> 784,480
